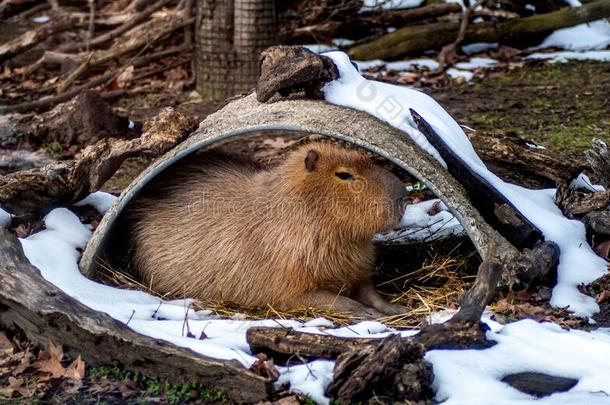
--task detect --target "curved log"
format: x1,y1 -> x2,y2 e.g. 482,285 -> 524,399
0,228 -> 272,403
81,94 -> 519,277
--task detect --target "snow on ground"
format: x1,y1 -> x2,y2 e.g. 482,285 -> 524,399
359,0 -> 424,13
5,203 -> 610,403
462,42 -> 499,55
375,199 -> 465,243
75,191 -> 117,214
454,57 -> 498,70
526,50 -> 610,63
446,68 -> 474,82
534,20 -> 610,52
427,319 -> 610,404
322,51 -> 608,317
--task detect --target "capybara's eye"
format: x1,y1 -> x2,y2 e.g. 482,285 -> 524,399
335,171 -> 355,181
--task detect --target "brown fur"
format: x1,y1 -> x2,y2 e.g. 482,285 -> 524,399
128,142 -> 408,317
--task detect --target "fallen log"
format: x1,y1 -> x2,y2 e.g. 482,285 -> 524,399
0,107 -> 195,216
326,334 -> 433,404
0,14 -> 89,64
469,131 -> 583,189
57,0 -> 175,53
247,251 -> 504,360
0,90 -> 136,151
348,0 -> 610,60
0,228 -> 272,402
555,179 -> 610,218
584,210 -> 610,237
410,109 -> 543,249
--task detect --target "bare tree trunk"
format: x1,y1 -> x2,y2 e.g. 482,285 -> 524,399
195,0 -> 277,99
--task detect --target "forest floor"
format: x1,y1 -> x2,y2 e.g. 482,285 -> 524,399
2,60 -> 609,404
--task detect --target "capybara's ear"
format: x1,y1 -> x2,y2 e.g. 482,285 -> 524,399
305,149 -> 319,172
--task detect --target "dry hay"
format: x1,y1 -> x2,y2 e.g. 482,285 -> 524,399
94,241 -> 477,329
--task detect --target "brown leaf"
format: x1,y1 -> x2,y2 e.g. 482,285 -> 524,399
249,353 -> 280,380
116,65 -> 135,89
0,376 -> 34,398
0,332 -> 14,356
427,200 -> 441,216
35,340 -> 65,381
63,355 -> 85,380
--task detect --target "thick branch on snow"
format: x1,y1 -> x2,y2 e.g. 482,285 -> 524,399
0,106 -> 195,215
410,109 -> 543,250
348,0 -> 610,60
0,228 -> 272,402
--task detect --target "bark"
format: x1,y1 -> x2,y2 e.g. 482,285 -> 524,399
0,90 -> 136,150
195,0 -> 278,98
469,131 -> 583,189
555,180 -> 610,218
0,228 -> 272,402
502,372 -> 578,398
326,334 -> 433,404
348,0 -> 610,60
411,109 -> 543,249
257,46 -> 338,102
0,14 -> 89,64
585,139 -> 610,189
0,107 -> 196,216
584,210 -> 610,237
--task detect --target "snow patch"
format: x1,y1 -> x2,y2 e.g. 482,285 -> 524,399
427,320 -> 610,404
526,50 -> 610,63
322,51 -> 607,317
461,42 -> 499,55
535,20 -> 610,51
446,68 -> 475,81
75,191 -> 117,214
359,0 -> 424,13
455,57 -> 498,70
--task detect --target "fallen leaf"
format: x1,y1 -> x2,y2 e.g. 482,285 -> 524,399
0,376 -> 33,398
250,353 -> 280,380
63,355 -> 85,380
35,340 -> 65,381
427,200 -> 441,216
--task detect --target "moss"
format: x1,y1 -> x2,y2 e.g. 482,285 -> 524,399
87,366 -> 228,404
432,61 -> 610,156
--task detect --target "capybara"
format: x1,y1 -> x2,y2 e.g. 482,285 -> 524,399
128,141 -> 408,318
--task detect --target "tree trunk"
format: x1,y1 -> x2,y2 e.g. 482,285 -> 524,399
348,0 -> 610,60
195,0 -> 277,99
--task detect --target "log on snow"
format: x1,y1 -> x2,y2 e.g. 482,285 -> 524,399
0,228 -> 272,402
410,109 -> 543,249
469,131 -> 583,189
247,250 -> 505,361
0,107 -> 196,216
348,0 -> 610,60
326,334 -> 433,404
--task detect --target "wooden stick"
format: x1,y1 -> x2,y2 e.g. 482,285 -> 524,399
57,0 -> 174,53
